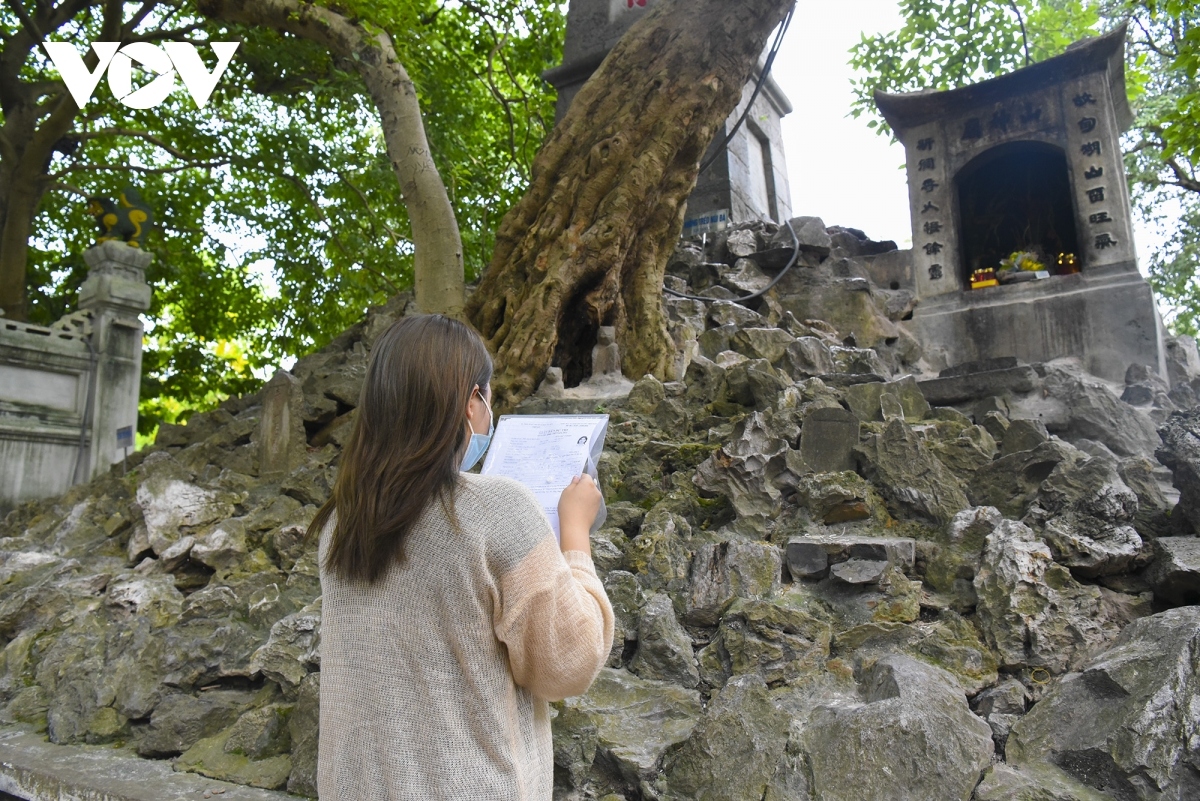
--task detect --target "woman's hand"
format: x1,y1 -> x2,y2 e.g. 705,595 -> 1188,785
558,474 -> 601,555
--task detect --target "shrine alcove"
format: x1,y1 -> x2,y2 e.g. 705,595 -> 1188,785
954,140 -> 1079,286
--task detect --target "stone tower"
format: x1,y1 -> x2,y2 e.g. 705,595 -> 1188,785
543,0 -> 794,229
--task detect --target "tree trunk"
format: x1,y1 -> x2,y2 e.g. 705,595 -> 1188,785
466,0 -> 793,410
199,0 -> 466,317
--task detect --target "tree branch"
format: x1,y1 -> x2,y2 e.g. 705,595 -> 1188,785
75,126 -> 194,160
52,159 -> 229,176
49,180 -> 88,197
6,0 -> 44,42
1165,156 -> 1200,194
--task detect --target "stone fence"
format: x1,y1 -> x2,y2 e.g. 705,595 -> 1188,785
0,241 -> 150,512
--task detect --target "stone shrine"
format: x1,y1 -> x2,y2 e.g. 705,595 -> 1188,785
544,0 -> 794,227
874,24 -> 1166,382
0,241 -> 150,510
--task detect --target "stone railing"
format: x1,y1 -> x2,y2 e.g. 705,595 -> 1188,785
0,241 -> 151,511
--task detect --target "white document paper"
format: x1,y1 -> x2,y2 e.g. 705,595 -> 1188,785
480,414 -> 609,540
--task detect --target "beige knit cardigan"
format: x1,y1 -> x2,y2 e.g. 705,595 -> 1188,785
317,473 -> 615,800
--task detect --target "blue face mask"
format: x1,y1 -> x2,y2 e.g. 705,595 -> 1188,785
459,389 -> 494,471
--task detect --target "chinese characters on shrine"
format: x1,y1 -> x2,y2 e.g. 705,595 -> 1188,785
1073,88 -> 1117,254
915,133 -> 946,282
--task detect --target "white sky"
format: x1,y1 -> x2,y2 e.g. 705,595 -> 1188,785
769,1 -> 1159,267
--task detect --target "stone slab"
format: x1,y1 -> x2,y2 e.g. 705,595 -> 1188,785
0,727 -> 297,801
799,407 -> 860,473
918,366 -> 1038,406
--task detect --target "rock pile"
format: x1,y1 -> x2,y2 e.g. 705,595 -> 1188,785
1,219 -> 1199,800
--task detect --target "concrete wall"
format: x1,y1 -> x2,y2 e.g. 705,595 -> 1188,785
0,242 -> 150,511
906,261 -> 1166,382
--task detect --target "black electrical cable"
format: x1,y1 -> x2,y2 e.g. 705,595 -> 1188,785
698,4 -> 795,176
662,216 -> 800,303
665,5 -> 801,305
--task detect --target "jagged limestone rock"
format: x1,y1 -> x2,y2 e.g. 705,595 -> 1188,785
798,656 -> 993,801
694,412 -> 789,518
844,376 -> 930,423
249,599 -> 321,695
134,458 -> 241,556
287,672 -> 319,796
660,674 -> 791,801
1007,607 -> 1200,800
554,668 -> 702,786
855,418 -> 969,524
175,728 -> 293,790
974,763 -> 1114,801
974,520 -> 1121,673
684,540 -> 780,626
969,440 -> 1082,518
136,689 -> 258,757
1038,366 -> 1160,458
1146,536 -> 1200,606
629,593 -> 698,687
1156,406 -> 1200,534
697,595 -> 831,689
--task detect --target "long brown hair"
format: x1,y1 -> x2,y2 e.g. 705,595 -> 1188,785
310,314 -> 493,583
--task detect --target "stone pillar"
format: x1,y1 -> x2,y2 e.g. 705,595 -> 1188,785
77,241 -> 152,481
258,369 -> 307,479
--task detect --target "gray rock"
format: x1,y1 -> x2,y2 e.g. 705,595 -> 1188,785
661,674 -> 790,801
1146,536 -> 1200,606
249,599 -> 321,694
1040,367 -> 1160,458
554,668 -> 702,785
981,410 -> 1011,443
798,656 -> 993,801
105,575 -> 184,629
1041,515 -> 1142,577
731,327 -> 796,366
974,520 -> 1121,673
973,678 -> 1029,717
771,216 -> 832,256
1156,407 -> 1200,534
1164,334 -> 1200,388
721,259 -> 771,295
783,337 -> 835,378
1121,383 -> 1154,405
784,541 -> 828,579
844,376 -> 930,422
224,703 -> 292,759
917,365 -> 1038,406
135,468 -> 240,556
1003,418 -> 1050,455
191,518 -> 249,571
706,300 -> 764,329
629,593 -> 698,688
855,418 -> 970,524
286,673 -> 319,796
684,540 -> 780,626
974,763 -> 1114,801
724,228 -> 759,259
697,597 -> 831,689
698,323 -> 738,360
830,558 -> 888,585
694,412 -> 789,518
1007,607 -> 1200,800
969,440 -> 1081,518
793,470 -> 877,523
799,406 -> 860,474
136,690 -> 257,757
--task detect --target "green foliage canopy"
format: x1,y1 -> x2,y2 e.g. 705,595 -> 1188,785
10,0 -> 563,436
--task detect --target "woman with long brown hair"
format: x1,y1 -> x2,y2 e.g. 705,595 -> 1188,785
309,314 -> 613,799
